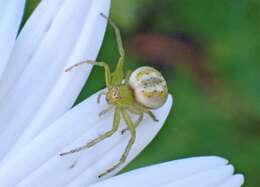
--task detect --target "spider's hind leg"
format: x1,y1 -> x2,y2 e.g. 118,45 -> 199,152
146,110 -> 159,122
121,108 -> 143,135
134,104 -> 159,122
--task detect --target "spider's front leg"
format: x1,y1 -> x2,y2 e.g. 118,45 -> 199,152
60,108 -> 120,157
97,91 -> 106,103
98,109 -> 136,178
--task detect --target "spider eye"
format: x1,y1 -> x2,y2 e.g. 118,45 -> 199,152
129,66 -> 168,109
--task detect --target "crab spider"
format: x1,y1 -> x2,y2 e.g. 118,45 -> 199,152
60,13 -> 168,178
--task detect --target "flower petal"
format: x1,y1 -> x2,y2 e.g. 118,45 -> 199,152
162,165 -> 234,187
0,0 -> 25,78
85,156 -> 244,187
0,0 -> 65,99
217,174 -> 244,187
0,91 -> 173,187
0,0 -> 110,160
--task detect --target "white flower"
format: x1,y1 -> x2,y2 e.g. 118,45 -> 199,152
0,1 -> 244,187
88,156 -> 244,187
0,0 -> 173,186
0,91 -> 173,187
0,0 -> 25,78
0,0 -> 110,161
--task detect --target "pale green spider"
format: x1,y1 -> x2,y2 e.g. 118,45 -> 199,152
60,13 -> 168,178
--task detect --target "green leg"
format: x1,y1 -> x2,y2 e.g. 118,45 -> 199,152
98,109 -> 136,178
134,104 -> 159,122
124,70 -> 133,84
146,110 -> 159,122
99,106 -> 114,117
65,61 -> 111,88
100,13 -> 125,58
97,91 -> 106,103
121,108 -> 144,134
60,108 -> 120,156
100,13 -> 126,85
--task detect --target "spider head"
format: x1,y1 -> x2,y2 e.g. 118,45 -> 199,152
105,85 -> 135,106
106,86 -> 121,105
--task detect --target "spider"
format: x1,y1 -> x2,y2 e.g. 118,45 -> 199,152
60,13 -> 168,178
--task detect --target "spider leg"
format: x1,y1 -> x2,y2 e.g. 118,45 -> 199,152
100,13 -> 125,60
65,61 -> 111,88
100,13 -> 126,85
121,113 -> 143,135
60,108 -> 120,156
146,110 -> 159,122
124,70 -> 133,84
134,104 -> 159,122
98,109 -> 136,178
121,108 -> 143,134
97,91 -> 106,103
99,106 -> 113,117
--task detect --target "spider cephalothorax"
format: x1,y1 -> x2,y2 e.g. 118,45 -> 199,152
60,13 -> 168,178
105,85 -> 135,106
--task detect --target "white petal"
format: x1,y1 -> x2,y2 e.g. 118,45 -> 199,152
0,91 -> 173,187
217,174 -> 244,187
0,0 -> 65,98
85,156 -> 227,187
0,0 -> 111,160
162,165 -> 234,187
0,0 -> 25,78
86,156 -> 244,187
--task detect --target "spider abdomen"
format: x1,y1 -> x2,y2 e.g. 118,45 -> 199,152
129,66 -> 168,109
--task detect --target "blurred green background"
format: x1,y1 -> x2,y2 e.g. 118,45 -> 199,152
25,0 -> 259,186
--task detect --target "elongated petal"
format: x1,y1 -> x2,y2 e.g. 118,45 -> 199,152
86,156 -> 244,187
0,0 -> 110,160
0,0 -> 65,98
0,0 -> 25,78
0,91 -> 173,187
217,175 -> 244,187
162,165 -> 234,187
